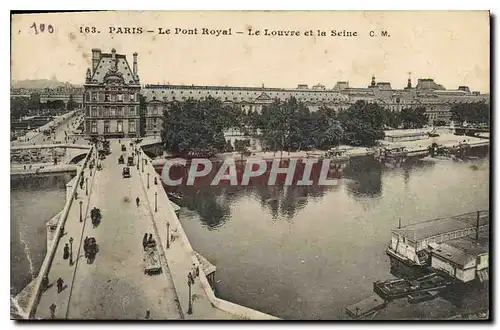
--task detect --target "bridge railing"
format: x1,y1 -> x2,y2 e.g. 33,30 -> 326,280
26,146 -> 94,319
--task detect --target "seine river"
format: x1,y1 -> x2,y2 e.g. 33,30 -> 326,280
10,151 -> 489,319
10,174 -> 73,296
172,152 -> 489,319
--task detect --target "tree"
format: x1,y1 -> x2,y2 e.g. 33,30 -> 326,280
400,107 -> 428,129
450,102 -> 490,125
336,101 -> 385,146
234,139 -> 251,159
66,94 -> 76,111
161,97 -> 230,157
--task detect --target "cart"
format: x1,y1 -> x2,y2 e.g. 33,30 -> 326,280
143,246 -> 162,275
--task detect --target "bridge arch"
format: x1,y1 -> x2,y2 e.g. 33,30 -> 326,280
68,152 -> 89,164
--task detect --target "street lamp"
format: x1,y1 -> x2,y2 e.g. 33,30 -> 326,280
142,159 -> 144,173
187,275 -> 193,315
69,237 -> 73,265
147,172 -> 150,189
166,221 -> 170,249
155,192 -> 158,212
79,200 -> 83,222
86,177 -> 88,196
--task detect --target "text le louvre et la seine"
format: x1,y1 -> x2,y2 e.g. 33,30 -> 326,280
97,26 -> 391,38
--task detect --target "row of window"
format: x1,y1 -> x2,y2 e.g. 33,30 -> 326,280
146,118 -> 159,129
85,91 -> 139,102
89,120 -> 136,133
88,106 -> 138,117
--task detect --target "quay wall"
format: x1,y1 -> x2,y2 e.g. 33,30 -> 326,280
25,147 -> 93,319
140,147 -> 280,320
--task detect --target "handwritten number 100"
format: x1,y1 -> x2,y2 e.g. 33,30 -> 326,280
30,23 -> 54,34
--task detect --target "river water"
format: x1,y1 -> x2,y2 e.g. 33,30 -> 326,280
10,174 -> 73,296
171,152 -> 489,319
10,151 -> 489,319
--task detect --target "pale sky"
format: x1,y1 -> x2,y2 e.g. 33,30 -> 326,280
11,11 -> 490,92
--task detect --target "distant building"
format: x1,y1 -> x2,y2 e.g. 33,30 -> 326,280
70,49 -> 492,137
83,48 -> 141,137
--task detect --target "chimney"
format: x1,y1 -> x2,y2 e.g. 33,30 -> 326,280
133,52 -> 138,77
91,48 -> 101,75
111,48 -> 117,70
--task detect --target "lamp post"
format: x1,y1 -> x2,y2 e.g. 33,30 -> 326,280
187,275 -> 193,315
166,221 -> 170,249
142,159 -> 144,173
85,177 -> 88,196
69,237 -> 73,265
147,172 -> 150,189
155,192 -> 158,212
79,200 -> 83,222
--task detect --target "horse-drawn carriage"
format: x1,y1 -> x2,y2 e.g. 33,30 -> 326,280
90,207 -> 101,228
144,245 -> 162,275
118,155 -> 124,164
85,237 -> 99,263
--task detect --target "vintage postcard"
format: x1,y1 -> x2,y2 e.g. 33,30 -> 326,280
10,11 -> 490,320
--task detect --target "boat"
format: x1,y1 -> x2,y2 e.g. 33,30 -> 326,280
167,192 -> 184,203
373,273 -> 450,301
407,290 -> 439,304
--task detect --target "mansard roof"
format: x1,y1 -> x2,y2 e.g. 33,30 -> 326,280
89,53 -> 139,86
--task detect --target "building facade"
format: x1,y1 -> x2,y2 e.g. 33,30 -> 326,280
80,49 -> 489,137
83,48 -> 141,138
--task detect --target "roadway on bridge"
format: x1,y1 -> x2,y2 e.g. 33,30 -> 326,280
65,141 -> 181,319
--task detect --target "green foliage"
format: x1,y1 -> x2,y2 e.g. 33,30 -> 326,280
66,94 -> 77,110
337,101 -> 386,146
400,107 -> 428,129
161,97 -> 235,157
450,102 -> 489,124
234,139 -> 251,158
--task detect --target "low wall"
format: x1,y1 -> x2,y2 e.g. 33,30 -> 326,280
25,146 -> 94,319
140,150 -> 280,320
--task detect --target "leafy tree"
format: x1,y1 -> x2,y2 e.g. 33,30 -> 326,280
337,101 -> 385,146
67,94 -> 77,111
234,139 -> 251,159
161,97 -> 231,157
400,107 -> 428,129
450,102 -> 490,125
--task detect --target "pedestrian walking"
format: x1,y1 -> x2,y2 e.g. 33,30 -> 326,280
148,233 -> 153,245
49,303 -> 56,319
145,309 -> 151,319
56,277 -> 64,293
196,265 -> 200,277
192,263 -> 197,278
188,272 -> 194,285
63,244 -> 69,260
142,233 -> 148,250
136,197 -> 140,207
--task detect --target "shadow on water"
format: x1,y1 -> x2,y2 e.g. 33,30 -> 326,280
342,156 -> 383,198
